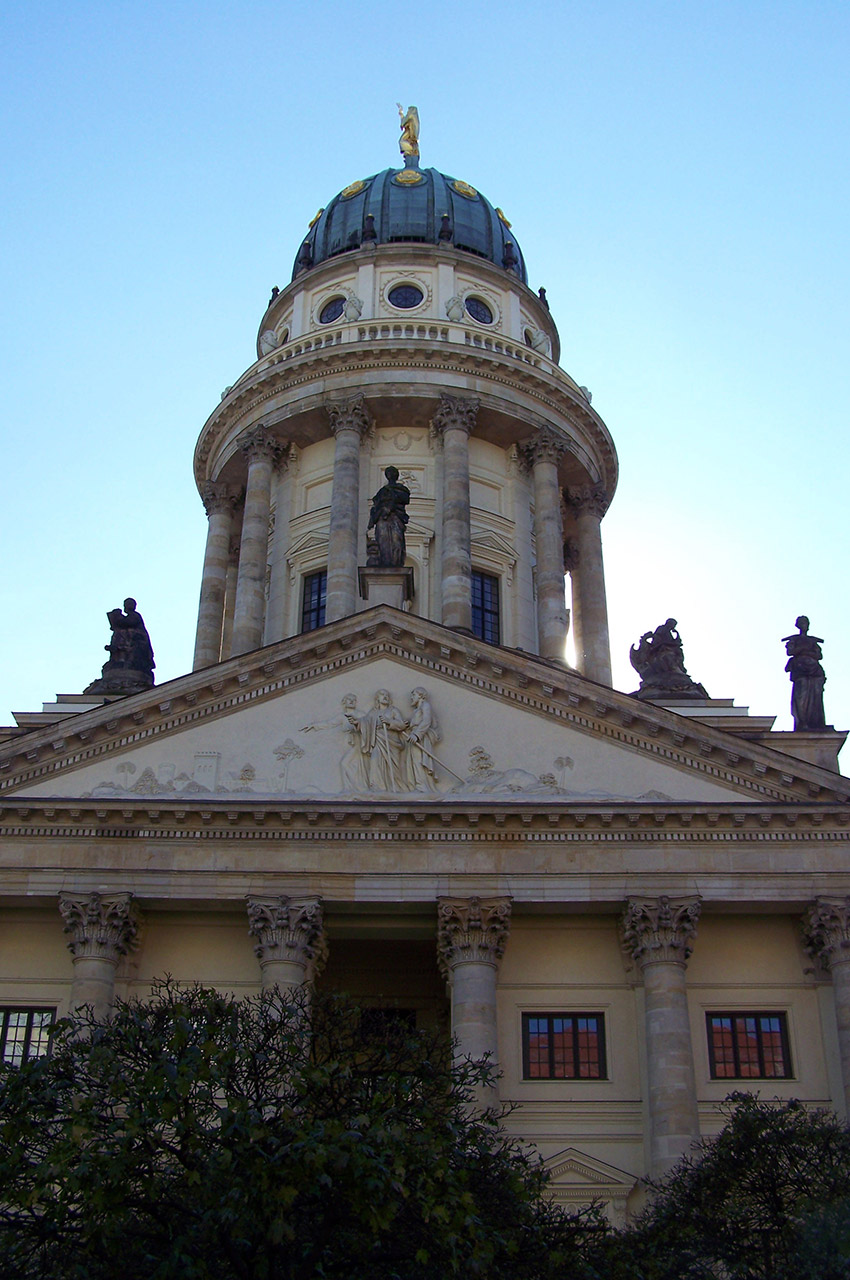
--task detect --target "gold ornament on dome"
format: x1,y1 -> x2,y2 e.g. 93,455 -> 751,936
395,168 -> 424,185
397,103 -> 420,158
451,179 -> 478,200
340,180 -> 367,200
308,207 -> 324,227
496,207 -> 512,228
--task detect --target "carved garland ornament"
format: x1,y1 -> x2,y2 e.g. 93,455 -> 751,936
621,895 -> 701,967
436,895 -> 512,977
59,891 -> 139,962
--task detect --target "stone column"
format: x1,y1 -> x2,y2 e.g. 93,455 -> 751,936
526,428 -> 569,660
231,426 -> 283,657
326,397 -> 372,623
59,891 -> 138,1020
220,534 -> 240,660
566,485 -> 612,686
623,895 -> 701,1179
431,396 -> 478,633
193,482 -> 237,670
437,895 -> 511,1104
246,895 -> 327,990
803,898 -> 850,1118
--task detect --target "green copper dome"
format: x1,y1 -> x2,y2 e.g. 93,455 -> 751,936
292,164 -> 528,285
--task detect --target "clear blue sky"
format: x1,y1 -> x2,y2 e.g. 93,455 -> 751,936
1,1 -> 848,740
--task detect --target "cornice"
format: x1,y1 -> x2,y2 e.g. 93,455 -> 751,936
0,609 -> 846,804
193,340 -> 617,501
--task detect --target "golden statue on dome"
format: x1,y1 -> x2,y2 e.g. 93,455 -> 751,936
397,104 -> 420,159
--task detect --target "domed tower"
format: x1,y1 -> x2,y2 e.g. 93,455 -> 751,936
192,124 -> 617,684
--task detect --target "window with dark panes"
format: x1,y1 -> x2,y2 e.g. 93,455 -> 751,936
0,1007 -> 54,1066
522,1013 -> 606,1080
471,571 -> 500,644
706,1012 -> 792,1079
301,570 -> 327,633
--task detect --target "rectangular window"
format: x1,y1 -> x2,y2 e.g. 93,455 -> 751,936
471,571 -> 500,645
0,1007 -> 54,1066
706,1012 -> 792,1079
522,1013 -> 606,1080
301,570 -> 327,633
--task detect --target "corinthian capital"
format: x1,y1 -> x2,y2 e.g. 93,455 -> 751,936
246,895 -> 326,973
622,895 -> 701,968
59,891 -> 138,963
430,395 -> 479,439
566,484 -> 608,520
239,424 -> 284,465
437,896 -> 511,976
327,395 -> 373,438
803,897 -> 850,969
524,426 -> 568,466
201,480 -> 238,517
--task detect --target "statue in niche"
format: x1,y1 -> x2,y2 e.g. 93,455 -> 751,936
367,466 -> 410,567
300,693 -> 369,792
783,616 -> 827,731
403,687 -> 441,792
85,597 -> 155,695
397,103 -> 420,159
629,618 -> 708,701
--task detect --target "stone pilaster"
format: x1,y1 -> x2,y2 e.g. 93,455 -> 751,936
431,396 -> 478,633
437,895 -> 511,1103
803,898 -> 850,1117
231,426 -> 283,657
565,485 -> 612,685
622,895 -> 701,1179
193,482 -> 238,670
246,895 -> 327,990
59,891 -> 138,1019
526,428 -> 569,660
326,397 -> 372,623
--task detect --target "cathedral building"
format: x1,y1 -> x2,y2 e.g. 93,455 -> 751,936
1,118 -> 849,1219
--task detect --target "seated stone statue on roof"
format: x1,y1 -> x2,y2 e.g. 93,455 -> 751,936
629,618 -> 708,702
85,597 -> 155,696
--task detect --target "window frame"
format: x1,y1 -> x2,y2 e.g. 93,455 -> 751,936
471,569 -> 501,645
706,1011 -> 793,1080
0,1006 -> 55,1066
521,1012 -> 607,1081
301,568 -> 327,633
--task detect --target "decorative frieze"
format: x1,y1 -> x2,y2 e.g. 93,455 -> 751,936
59,891 -> 138,963
437,895 -> 511,975
622,894 -> 701,967
246,895 -> 326,975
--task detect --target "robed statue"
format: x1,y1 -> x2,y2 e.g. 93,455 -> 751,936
85,597 -> 155,695
397,104 -> 420,159
367,466 -> 410,568
630,617 -> 708,701
783,616 -> 827,731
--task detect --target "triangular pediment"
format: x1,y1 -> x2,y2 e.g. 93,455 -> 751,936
1,608 -> 847,808
544,1147 -> 637,1206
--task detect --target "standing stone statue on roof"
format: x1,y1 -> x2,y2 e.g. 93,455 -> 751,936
85,597 -> 155,695
397,104 -> 420,159
783,615 -> 827,731
366,466 -> 410,568
629,618 -> 709,701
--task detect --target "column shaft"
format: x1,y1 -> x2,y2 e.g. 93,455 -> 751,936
528,430 -> 568,660
231,428 -> 281,656
193,484 -> 236,670
326,399 -> 371,623
220,535 -> 239,660
432,397 -> 478,632
624,895 -> 701,1180
803,899 -> 850,1117
569,486 -> 612,685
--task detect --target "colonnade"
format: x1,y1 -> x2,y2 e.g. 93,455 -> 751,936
191,396 -> 612,679
53,889 -> 850,1175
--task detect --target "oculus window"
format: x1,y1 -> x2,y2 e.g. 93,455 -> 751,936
706,1012 -> 792,1079
0,1007 -> 54,1066
471,571 -> 500,644
319,297 -> 345,324
387,284 -> 424,309
301,570 -> 327,633
522,1013 -> 606,1080
464,296 -> 493,324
